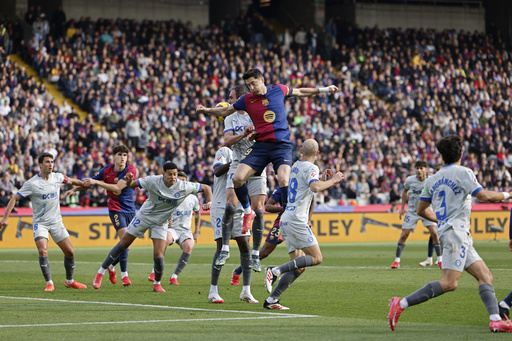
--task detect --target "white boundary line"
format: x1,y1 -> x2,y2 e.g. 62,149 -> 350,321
0,296 -> 318,328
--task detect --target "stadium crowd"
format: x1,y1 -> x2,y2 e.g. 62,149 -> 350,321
1,6 -> 512,209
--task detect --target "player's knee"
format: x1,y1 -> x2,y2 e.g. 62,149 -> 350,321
63,250 -> 74,258
254,209 -> 264,219
38,248 -> 48,257
297,267 -> 306,274
439,280 -> 458,292
312,254 -> 323,265
232,175 -> 244,188
225,203 -> 236,218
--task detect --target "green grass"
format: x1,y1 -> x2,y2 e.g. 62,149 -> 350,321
1,241 -> 511,340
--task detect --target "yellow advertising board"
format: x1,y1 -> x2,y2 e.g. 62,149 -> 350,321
0,211 -> 508,248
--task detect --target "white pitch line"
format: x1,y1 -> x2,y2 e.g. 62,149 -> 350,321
0,316 -> 300,328
0,296 -> 318,318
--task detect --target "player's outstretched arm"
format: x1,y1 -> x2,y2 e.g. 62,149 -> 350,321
224,126 -> 255,147
0,194 -> 21,229
196,103 -> 237,118
417,200 -> 437,223
85,178 -> 129,193
310,171 -> 344,193
291,85 -> 338,98
474,189 -> 512,203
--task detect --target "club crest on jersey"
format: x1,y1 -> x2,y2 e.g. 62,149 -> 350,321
262,99 -> 269,106
264,111 -> 276,123
114,177 -> 119,183
54,183 -> 59,188
174,193 -> 180,198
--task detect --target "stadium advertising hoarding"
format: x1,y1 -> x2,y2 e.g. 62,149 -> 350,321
0,212 -> 508,248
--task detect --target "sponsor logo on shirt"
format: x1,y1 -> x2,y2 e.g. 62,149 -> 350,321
42,192 -> 58,200
264,111 -> 276,123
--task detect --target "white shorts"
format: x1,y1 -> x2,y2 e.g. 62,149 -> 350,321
127,215 -> 168,240
402,212 -> 436,230
226,164 -> 267,196
280,211 -> 318,253
33,222 -> 69,244
210,206 -> 248,241
167,227 -> 194,245
439,227 -> 482,272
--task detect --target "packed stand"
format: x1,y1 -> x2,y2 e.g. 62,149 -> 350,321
0,7 -> 511,209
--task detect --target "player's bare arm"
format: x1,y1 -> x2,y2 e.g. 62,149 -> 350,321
310,171 -> 344,193
196,103 -> 237,118
0,194 -> 21,229
85,178 -> 128,193
224,126 -> 255,147
474,189 -> 512,203
399,189 -> 409,220
213,162 -> 231,177
193,211 -> 201,242
417,200 -> 437,222
292,85 -> 338,97
124,172 -> 139,189
265,197 -> 283,213
199,184 -> 213,210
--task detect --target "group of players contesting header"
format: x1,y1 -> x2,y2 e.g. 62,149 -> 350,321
2,68 -> 512,332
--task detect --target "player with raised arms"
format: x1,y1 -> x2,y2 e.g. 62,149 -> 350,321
196,68 -> 338,263
388,135 -> 512,333
92,161 -> 212,292
263,139 -> 344,309
0,152 -> 88,291
69,144 -> 136,286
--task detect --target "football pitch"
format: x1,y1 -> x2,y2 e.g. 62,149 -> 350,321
1,241 -> 511,340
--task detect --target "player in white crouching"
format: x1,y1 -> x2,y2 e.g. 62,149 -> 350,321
93,162 -> 212,292
388,135 -> 512,333
0,152 -> 88,291
263,139 -> 344,309
208,146 -> 258,304
391,160 -> 442,269
147,172 -> 201,286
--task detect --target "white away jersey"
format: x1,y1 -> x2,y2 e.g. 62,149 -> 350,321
284,160 -> 320,223
17,172 -> 68,225
170,195 -> 200,230
212,147 -> 233,209
419,164 -> 483,234
404,175 -> 428,213
136,175 -> 201,225
223,111 -> 255,165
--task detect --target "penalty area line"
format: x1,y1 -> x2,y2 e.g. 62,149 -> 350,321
0,316 -> 302,328
0,296 -> 318,319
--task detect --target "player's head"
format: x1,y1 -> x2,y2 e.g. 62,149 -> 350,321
301,139 -> 319,158
242,68 -> 266,96
436,135 -> 463,165
177,171 -> 187,181
112,145 -> 129,168
162,161 -> 178,185
414,160 -> 428,181
228,84 -> 249,104
37,152 -> 54,173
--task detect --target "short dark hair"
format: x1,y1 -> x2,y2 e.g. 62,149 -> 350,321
231,84 -> 249,98
113,145 -> 129,155
436,135 -> 463,164
242,68 -> 263,81
177,171 -> 187,179
414,160 -> 428,168
38,152 -> 54,164
163,161 -> 178,172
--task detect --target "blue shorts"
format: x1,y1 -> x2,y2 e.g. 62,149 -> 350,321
265,214 -> 283,245
109,211 -> 136,231
241,141 -> 293,174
